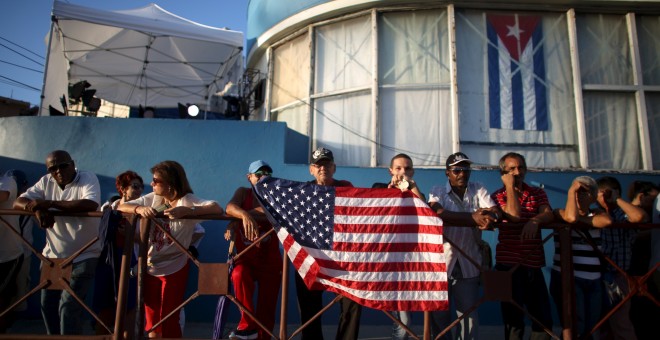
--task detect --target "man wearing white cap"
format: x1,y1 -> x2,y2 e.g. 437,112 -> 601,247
224,160 -> 282,340
428,152 -> 499,339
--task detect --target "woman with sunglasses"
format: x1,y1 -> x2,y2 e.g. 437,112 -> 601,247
94,170 -> 144,337
118,161 -> 223,338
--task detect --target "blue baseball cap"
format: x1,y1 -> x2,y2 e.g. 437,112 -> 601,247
248,160 -> 272,174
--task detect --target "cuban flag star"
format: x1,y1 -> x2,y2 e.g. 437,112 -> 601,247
487,14 -> 548,131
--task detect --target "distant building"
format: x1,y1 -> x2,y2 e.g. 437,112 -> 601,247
245,0 -> 660,171
0,96 -> 34,117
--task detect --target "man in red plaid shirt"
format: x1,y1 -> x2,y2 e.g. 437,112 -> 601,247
491,152 -> 554,340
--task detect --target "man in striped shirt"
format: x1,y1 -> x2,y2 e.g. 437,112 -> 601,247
490,152 -> 554,340
550,176 -> 612,339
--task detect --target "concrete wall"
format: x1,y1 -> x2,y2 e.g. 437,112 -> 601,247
0,116 -> 658,328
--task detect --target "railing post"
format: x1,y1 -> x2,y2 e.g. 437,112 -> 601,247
279,253 -> 289,340
134,217 -> 151,340
559,225 -> 577,340
113,217 -> 136,340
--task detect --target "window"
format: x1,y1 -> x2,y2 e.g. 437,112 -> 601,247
265,6 -> 659,170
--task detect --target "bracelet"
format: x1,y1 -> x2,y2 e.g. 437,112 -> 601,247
133,205 -> 140,214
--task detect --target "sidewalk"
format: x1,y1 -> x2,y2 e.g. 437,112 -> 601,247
8,318 -> 560,339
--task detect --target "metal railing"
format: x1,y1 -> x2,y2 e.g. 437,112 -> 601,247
0,209 -> 658,340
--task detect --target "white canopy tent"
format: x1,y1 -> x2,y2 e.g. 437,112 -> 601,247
41,0 -> 243,116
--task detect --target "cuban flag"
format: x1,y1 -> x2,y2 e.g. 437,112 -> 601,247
487,14 -> 548,131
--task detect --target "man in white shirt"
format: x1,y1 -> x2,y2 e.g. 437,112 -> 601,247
14,150 -> 101,335
428,152 -> 499,340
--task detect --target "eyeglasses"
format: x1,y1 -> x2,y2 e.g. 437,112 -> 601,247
449,167 -> 471,174
254,171 -> 272,178
47,161 -> 72,173
129,183 -> 144,190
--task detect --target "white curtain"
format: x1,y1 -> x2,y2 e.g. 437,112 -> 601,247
314,92 -> 372,166
312,16 -> 373,166
578,14 -> 641,169
271,34 -> 310,110
637,15 -> 660,86
273,103 -> 309,137
378,10 -> 451,166
315,16 -> 372,92
455,10 -> 578,168
645,93 -> 660,170
583,93 -> 640,169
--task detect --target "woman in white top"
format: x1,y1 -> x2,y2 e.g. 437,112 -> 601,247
119,161 -> 223,338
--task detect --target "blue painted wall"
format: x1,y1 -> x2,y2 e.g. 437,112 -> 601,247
0,116 -> 658,328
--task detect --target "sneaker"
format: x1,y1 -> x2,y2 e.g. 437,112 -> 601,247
229,329 -> 258,340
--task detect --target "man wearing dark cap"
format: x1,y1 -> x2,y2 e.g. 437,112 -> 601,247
13,150 -> 101,335
295,147 -> 360,340
427,152 -> 499,339
224,160 -> 282,340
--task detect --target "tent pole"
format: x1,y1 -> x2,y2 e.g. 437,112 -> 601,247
40,19 -> 57,116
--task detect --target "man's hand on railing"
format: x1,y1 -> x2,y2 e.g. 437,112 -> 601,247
472,209 -> 497,230
35,209 -> 55,229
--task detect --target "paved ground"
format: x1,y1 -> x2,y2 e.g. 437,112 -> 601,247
8,318 -> 558,339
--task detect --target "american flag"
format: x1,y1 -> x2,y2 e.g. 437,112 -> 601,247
253,177 -> 448,311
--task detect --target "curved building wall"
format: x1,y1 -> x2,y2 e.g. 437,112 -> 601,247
246,0 -> 660,172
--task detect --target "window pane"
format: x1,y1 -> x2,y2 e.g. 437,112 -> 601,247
272,34 -> 310,108
379,87 -> 451,166
577,14 -> 633,85
379,10 -> 449,85
272,103 -> 309,137
637,15 -> 660,86
584,92 -> 641,169
313,92 -> 372,167
456,10 -> 578,168
315,16 -> 372,93
646,93 -> 660,169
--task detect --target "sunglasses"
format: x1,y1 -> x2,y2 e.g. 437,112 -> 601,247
47,161 -> 72,173
449,167 -> 471,174
152,177 -> 165,185
254,171 -> 272,178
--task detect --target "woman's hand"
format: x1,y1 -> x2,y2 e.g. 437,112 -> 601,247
163,206 -> 190,219
135,205 -> 157,219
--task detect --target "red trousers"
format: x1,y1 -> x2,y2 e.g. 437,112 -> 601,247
232,234 -> 282,339
144,263 -> 189,338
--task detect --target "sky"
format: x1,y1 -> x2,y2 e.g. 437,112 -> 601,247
0,0 -> 249,107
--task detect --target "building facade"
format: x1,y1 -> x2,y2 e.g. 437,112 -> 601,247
245,0 -> 660,171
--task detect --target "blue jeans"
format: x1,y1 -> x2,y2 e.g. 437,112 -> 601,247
391,310 -> 411,340
550,269 -> 602,339
496,264 -> 552,340
41,258 -> 98,335
431,275 -> 480,340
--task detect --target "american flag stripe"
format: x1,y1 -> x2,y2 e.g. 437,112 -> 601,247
334,223 -> 444,234
314,259 -> 446,272
256,177 -> 448,311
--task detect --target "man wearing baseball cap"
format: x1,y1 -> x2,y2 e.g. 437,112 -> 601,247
223,160 -> 282,340
428,152 -> 499,339
295,147 -> 361,340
